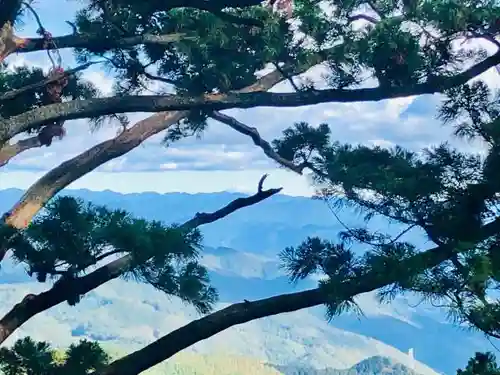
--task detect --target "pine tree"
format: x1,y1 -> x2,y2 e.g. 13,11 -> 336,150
0,337 -> 109,375
0,0 -> 499,374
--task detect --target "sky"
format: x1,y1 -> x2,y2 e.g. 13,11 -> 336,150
1,1 -> 499,196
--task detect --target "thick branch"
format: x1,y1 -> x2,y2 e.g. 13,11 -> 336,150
3,51 -> 499,143
17,32 -> 195,55
0,177 -> 281,343
347,14 -> 378,23
3,111 -> 187,229
97,217 -> 500,375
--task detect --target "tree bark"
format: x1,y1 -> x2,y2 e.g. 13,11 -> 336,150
0,135 -> 40,167
3,111 -> 187,228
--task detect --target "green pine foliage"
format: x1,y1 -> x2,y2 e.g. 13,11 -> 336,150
0,196 -> 217,312
0,337 -> 109,375
274,78 -> 500,335
457,353 -> 500,375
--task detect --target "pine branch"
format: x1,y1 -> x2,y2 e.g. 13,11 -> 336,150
2,111 -> 188,229
17,32 -> 196,55
2,50 -> 499,145
0,68 -> 291,342
96,216 -> 500,375
0,175 -> 281,344
347,14 -> 379,24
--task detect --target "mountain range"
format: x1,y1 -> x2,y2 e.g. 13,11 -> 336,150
0,188 -> 497,375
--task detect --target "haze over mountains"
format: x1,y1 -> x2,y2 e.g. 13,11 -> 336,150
0,188 -> 497,375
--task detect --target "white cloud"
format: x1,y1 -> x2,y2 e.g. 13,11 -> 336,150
83,70 -> 115,95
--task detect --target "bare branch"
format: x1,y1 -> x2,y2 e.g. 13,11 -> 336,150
347,14 -> 379,24
210,110 -> 305,174
96,216 -> 500,375
3,50 -> 499,144
0,135 -> 40,167
0,177 -> 281,343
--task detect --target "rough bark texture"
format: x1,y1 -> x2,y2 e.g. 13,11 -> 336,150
2,50 -> 499,143
18,32 -> 194,55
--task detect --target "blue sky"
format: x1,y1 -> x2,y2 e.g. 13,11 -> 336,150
1,1 -> 497,196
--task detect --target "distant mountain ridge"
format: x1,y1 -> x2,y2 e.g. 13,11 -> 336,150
0,188 -> 495,374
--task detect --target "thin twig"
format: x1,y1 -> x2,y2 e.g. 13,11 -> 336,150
347,14 -> 378,24
210,110 -> 305,174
